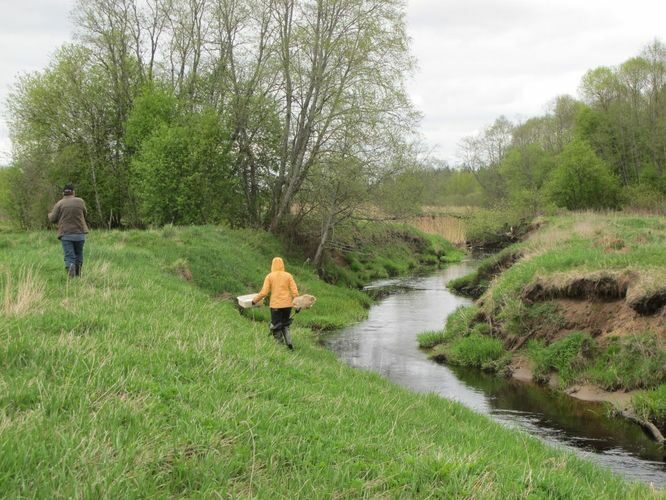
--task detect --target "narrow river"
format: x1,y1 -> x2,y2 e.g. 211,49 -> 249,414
321,261 -> 666,488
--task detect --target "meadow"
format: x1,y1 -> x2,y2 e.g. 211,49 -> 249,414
0,225 -> 656,497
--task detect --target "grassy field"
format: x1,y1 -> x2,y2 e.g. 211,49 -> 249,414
0,225 -> 656,497
424,212 -> 666,428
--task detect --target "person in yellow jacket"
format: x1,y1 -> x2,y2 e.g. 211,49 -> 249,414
252,257 -> 299,349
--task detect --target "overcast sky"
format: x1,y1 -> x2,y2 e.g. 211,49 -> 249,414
1,0 -> 665,165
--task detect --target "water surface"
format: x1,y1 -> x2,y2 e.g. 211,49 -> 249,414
322,262 -> 666,487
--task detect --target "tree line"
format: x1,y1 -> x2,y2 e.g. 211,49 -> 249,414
3,0 -> 418,267
410,40 -> 666,214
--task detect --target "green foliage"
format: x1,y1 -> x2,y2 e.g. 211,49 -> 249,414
443,305 -> 480,340
396,166 -> 485,208
417,330 -> 447,349
446,334 -> 506,369
320,223 -> 461,287
131,109 -> 241,226
372,169 -> 424,217
464,206 -> 530,249
0,227 -> 649,497
124,85 -> 179,151
585,333 -> 666,391
623,185 -> 666,213
529,333 -> 595,387
0,167 -> 15,230
499,144 -> 557,214
632,384 -> 666,428
547,140 -> 622,210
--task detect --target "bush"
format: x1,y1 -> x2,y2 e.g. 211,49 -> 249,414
529,332 -> 594,386
623,185 -> 666,214
547,140 -> 622,210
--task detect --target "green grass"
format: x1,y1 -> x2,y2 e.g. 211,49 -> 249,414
486,214 -> 666,307
585,333 -> 666,391
416,330 -> 447,349
0,226 -> 655,497
528,333 -> 595,387
321,222 -> 463,288
448,246 -> 522,298
633,385 -> 666,429
445,334 -> 507,370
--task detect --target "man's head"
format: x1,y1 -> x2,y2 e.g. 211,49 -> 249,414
63,184 -> 75,196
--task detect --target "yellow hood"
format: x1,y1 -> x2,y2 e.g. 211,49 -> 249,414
271,257 -> 285,272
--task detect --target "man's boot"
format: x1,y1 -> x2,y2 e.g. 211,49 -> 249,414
75,263 -> 82,277
67,264 -> 76,278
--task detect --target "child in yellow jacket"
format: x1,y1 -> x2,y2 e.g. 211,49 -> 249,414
252,257 -> 299,348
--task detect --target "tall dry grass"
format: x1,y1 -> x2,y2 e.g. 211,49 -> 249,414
410,215 -> 467,246
1,266 -> 45,316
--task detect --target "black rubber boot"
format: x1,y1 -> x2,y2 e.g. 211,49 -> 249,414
283,327 -> 293,350
67,264 -> 76,278
75,263 -> 82,277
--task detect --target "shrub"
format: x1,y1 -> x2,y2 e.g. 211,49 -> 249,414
465,207 -> 528,249
546,140 -> 622,210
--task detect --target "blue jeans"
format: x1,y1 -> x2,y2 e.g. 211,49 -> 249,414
61,236 -> 85,270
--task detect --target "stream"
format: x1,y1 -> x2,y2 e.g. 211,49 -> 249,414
321,261 -> 666,487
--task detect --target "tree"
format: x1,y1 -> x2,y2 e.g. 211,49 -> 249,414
459,116 -> 513,202
267,0 -> 416,232
499,144 -> 556,215
547,140 -> 622,210
131,108 -> 240,225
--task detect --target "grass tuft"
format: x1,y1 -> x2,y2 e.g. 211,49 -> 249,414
1,266 -> 45,316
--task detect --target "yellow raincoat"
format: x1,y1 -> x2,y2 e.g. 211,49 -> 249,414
253,257 -> 299,308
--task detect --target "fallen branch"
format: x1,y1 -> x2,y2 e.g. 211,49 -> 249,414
620,410 -> 665,444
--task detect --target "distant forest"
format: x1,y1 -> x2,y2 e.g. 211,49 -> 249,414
2,0 -> 665,248
415,39 -> 666,214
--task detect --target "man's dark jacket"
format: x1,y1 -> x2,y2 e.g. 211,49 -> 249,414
48,196 -> 89,239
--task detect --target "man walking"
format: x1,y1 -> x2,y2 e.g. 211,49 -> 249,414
48,184 -> 89,278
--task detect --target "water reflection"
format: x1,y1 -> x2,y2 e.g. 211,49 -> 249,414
322,262 -> 666,487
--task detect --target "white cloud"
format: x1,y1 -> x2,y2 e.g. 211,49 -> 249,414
0,0 -> 665,166
406,0 -> 666,163
0,0 -> 75,165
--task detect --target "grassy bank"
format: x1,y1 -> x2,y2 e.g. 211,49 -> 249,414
0,225 -> 654,496
319,222 -> 464,288
422,213 -> 666,430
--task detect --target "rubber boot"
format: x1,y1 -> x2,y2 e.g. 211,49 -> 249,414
283,327 -> 293,350
75,263 -> 82,277
67,264 -> 76,278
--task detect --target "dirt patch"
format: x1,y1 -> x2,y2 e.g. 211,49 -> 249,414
509,357 -> 636,409
626,271 -> 666,316
565,384 -> 636,409
509,356 -> 534,382
553,299 -> 666,340
522,270 -> 637,303
593,235 -> 628,253
522,269 -> 666,317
